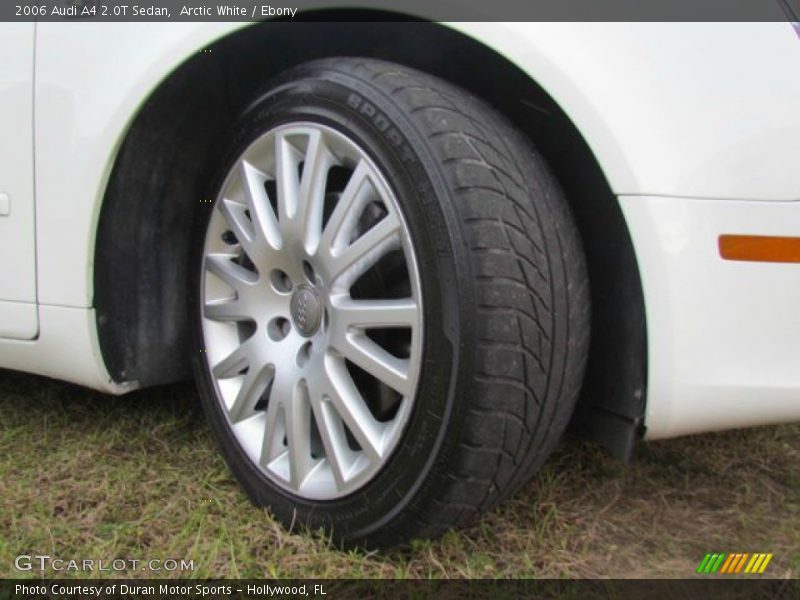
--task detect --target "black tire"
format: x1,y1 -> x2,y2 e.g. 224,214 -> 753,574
189,57 -> 590,549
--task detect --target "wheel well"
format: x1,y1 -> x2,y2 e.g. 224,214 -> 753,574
94,16 -> 647,459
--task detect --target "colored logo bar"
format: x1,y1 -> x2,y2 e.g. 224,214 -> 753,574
696,553 -> 773,574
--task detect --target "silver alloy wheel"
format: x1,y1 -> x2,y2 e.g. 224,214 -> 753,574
201,123 -> 423,500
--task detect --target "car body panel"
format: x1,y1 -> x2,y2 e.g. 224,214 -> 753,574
0,23 -> 38,339
31,21 -> 800,311
621,194 -> 800,439
478,22 -> 800,201
0,304 -> 133,393
34,22 -> 242,308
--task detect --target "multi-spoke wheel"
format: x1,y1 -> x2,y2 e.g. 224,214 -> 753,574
190,58 -> 590,548
202,122 -> 422,499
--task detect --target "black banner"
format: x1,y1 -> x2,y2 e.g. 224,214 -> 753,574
3,0 -> 800,22
2,579 -> 799,600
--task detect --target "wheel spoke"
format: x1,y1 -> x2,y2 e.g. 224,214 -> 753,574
333,298 -> 418,329
271,374 -> 313,489
205,254 -> 257,293
319,159 -> 372,251
295,130 -> 333,252
324,354 -> 384,461
228,364 -> 273,424
334,334 -> 411,396
259,396 -> 285,467
324,214 -> 401,285
239,160 -> 282,250
204,298 -> 250,322
212,341 -> 252,379
309,396 -> 353,490
274,132 -> 302,224
217,198 -> 256,258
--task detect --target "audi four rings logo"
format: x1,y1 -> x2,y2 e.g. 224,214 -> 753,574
291,287 -> 320,334
296,293 -> 308,327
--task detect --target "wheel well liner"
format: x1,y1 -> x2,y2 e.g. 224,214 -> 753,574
94,15 -> 647,459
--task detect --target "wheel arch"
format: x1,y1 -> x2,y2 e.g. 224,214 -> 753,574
94,15 -> 647,459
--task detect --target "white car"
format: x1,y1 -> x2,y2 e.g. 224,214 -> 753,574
2,20 -> 800,548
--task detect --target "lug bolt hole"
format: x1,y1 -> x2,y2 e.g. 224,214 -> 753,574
270,269 -> 293,294
297,341 -> 312,368
221,230 -> 238,246
302,261 -> 316,283
268,317 -> 291,341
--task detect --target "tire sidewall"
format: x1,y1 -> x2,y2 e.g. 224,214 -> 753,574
189,65 -> 477,543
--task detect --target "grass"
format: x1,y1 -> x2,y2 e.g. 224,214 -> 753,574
1,368 -> 798,579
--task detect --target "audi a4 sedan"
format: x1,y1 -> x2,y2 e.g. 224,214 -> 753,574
2,19 -> 799,548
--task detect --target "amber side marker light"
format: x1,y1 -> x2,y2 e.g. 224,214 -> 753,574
719,235 -> 800,263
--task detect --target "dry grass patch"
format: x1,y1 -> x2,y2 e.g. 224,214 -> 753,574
1,369 -> 797,579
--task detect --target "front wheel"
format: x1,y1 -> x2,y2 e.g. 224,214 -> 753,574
189,58 -> 590,548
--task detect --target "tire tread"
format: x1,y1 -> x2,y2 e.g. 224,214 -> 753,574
314,59 -> 590,540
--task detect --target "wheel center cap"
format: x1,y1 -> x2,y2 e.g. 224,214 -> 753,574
290,285 -> 322,337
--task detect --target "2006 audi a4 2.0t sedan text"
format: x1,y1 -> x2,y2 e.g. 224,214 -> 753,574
1,18 -> 800,548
